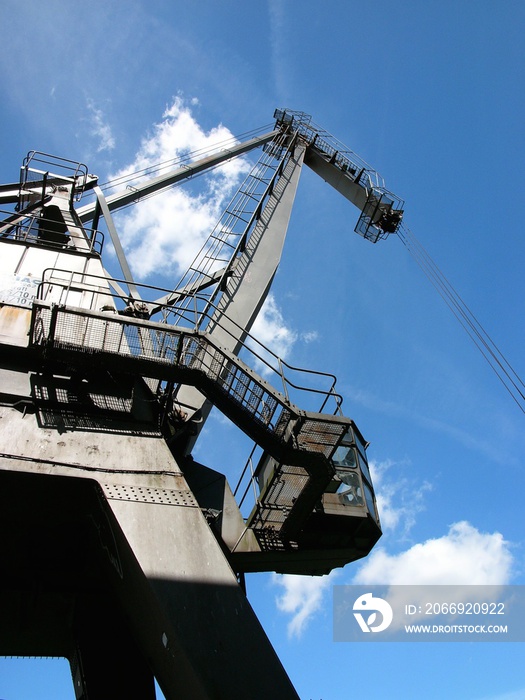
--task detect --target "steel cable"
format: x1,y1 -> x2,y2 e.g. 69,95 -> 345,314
397,223 -> 525,414
97,123 -> 274,192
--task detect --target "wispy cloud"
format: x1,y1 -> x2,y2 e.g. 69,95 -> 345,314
300,330 -> 319,343
268,0 -> 289,103
370,458 -> 432,536
349,385 -> 509,465
250,293 -> 297,370
86,98 -> 115,153
272,571 -> 338,638
247,294 -> 320,383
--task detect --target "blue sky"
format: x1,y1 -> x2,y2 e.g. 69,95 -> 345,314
1,1 -> 525,699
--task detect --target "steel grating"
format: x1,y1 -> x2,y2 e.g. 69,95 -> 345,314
296,417 -> 347,455
264,466 -> 310,507
249,463 -> 312,533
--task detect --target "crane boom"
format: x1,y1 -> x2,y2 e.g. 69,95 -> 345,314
275,109 -> 404,241
76,130 -> 279,224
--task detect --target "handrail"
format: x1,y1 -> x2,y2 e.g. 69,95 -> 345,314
275,109 -> 383,189
35,268 -> 343,416
20,151 -> 90,202
196,130 -> 299,325
29,300 -> 351,478
275,108 -> 405,215
0,208 -> 104,255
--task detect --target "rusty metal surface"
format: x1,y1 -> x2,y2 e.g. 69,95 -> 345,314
0,305 -> 32,346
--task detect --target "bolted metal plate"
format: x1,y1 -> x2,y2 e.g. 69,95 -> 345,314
103,483 -> 198,507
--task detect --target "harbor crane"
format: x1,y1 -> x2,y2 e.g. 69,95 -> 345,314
0,109 -> 403,699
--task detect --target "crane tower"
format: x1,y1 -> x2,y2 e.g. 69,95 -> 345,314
0,109 -> 403,699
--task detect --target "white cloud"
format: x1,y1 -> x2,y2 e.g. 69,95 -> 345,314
109,95 -> 250,281
352,521 -> 513,586
250,293 -> 297,366
116,186 -> 219,280
247,295 -> 319,388
370,459 -> 431,535
86,99 -> 115,153
272,571 -> 337,638
272,520 -> 514,639
300,330 -> 319,344
348,519 -> 515,634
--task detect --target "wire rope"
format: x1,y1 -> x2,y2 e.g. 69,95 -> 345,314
397,223 -> 525,414
78,123 -> 274,215
97,123 -> 274,192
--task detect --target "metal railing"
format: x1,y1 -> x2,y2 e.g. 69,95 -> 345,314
274,108 -> 384,190
35,269 -> 344,418
274,108 -> 405,241
0,208 -> 104,255
30,296 -> 351,478
20,151 -> 90,203
29,287 -> 364,543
